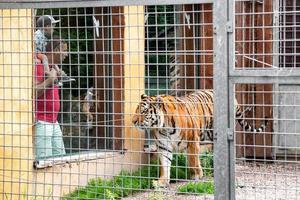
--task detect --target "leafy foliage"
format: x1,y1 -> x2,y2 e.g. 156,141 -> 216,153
145,5 -> 177,95
177,182 -> 214,195
200,151 -> 214,177
62,152 -> 214,199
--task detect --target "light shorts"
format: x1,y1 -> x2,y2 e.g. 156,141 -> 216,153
35,120 -> 66,160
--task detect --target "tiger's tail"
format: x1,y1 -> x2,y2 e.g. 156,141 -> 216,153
235,106 -> 269,133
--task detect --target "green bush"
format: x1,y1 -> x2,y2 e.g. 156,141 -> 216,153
170,154 -> 190,181
200,151 -> 214,177
177,182 -> 214,195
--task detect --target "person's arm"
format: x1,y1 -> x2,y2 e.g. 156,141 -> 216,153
53,65 -> 66,76
35,69 -> 57,98
37,54 -> 50,73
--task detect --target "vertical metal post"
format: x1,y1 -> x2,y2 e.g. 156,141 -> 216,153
213,0 -> 234,199
272,0 -> 280,159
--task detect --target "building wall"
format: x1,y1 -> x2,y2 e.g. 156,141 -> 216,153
0,6 -> 146,199
123,6 -> 145,153
0,9 -> 34,200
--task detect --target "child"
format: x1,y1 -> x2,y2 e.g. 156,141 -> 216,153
35,15 -> 74,85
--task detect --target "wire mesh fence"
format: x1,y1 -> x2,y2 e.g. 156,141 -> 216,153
234,0 -> 300,199
1,2 -> 215,200
234,85 -> 300,199
0,0 -> 300,199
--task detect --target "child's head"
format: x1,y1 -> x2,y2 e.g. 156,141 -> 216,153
36,15 -> 60,38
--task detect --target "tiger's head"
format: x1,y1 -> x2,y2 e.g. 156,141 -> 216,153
132,94 -> 164,130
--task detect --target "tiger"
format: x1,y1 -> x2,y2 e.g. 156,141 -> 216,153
60,87 -> 96,151
132,89 -> 268,187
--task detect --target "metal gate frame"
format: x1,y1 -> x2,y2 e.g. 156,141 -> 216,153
213,0 -> 234,199
214,0 -> 300,200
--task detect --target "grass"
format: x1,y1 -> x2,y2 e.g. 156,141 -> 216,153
200,151 -> 214,177
176,182 -> 214,195
62,152 -> 213,200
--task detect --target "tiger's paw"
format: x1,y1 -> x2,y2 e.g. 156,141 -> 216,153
192,176 -> 200,182
144,144 -> 157,153
152,179 -> 169,188
191,173 -> 204,182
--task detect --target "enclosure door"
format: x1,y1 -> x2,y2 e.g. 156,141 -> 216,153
235,0 -> 273,158
274,85 -> 300,157
274,0 -> 300,157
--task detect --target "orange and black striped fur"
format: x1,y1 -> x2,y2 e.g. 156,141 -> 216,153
132,90 -> 268,187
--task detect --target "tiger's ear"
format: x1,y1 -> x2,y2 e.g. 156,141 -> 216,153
141,94 -> 148,99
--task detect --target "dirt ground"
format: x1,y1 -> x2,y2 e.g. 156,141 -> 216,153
122,162 -> 300,200
235,162 -> 300,200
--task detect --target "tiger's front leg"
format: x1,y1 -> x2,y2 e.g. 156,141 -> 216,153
155,150 -> 173,188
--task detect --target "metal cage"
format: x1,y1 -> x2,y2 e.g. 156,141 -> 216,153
0,0 -> 299,199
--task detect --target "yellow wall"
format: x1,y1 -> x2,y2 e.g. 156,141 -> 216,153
124,6 -> 146,152
0,9 -> 33,200
0,6 -> 146,199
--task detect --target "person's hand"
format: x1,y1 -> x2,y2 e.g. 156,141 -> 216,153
58,70 -> 66,77
54,67 -> 66,77
48,69 -> 58,84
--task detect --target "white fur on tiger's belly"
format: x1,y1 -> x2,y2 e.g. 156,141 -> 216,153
159,133 -> 188,153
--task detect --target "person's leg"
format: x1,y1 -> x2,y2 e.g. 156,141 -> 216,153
35,121 -> 53,160
52,122 -> 66,157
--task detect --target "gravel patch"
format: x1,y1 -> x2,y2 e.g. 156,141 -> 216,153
236,162 -> 300,200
